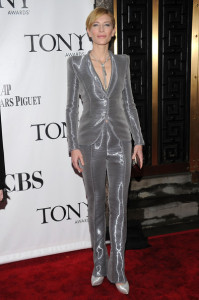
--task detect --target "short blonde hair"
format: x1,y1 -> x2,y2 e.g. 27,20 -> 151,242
86,7 -> 115,30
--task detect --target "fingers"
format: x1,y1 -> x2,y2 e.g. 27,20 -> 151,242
0,190 -> 3,201
73,157 -> 83,173
132,145 -> 143,169
132,152 -> 136,160
138,153 -> 143,169
79,155 -> 85,168
71,150 -> 84,173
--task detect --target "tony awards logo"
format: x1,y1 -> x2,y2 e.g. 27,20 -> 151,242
0,0 -> 30,15
36,202 -> 88,224
31,122 -> 67,141
24,33 -> 87,56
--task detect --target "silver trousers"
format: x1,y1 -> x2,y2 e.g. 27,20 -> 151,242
79,123 -> 132,283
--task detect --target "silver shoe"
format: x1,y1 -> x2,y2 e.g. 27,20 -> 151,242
115,281 -> 129,294
91,275 -> 104,286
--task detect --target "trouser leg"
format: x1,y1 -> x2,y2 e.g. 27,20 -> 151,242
106,138 -> 132,283
80,124 -> 132,282
79,133 -> 108,277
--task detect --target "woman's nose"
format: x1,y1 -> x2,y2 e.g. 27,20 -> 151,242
99,24 -> 104,32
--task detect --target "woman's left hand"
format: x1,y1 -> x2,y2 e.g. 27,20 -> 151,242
132,145 -> 143,169
0,189 -> 3,201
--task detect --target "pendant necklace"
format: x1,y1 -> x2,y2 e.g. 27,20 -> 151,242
90,52 -> 110,90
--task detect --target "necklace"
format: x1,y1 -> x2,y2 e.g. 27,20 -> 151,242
90,52 -> 110,90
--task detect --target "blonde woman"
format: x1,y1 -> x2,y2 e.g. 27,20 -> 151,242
66,7 -> 144,295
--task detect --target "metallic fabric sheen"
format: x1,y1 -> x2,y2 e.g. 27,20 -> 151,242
66,51 -> 144,153
66,50 -> 144,284
116,281 -> 130,294
91,275 -> 104,286
79,123 -> 132,283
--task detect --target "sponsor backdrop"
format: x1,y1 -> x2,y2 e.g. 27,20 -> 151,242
0,0 -> 94,264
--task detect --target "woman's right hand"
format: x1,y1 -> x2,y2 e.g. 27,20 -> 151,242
71,149 -> 84,173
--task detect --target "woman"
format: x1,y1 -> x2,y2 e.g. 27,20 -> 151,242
66,7 -> 144,295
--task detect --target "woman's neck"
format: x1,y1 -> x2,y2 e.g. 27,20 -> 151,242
90,44 -> 109,61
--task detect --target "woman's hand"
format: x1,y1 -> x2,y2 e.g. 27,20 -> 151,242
0,189 -> 3,201
71,149 -> 85,173
132,145 -> 143,169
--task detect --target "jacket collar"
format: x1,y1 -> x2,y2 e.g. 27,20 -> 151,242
86,50 -> 117,96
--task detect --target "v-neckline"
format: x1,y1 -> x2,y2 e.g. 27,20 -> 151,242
88,50 -> 113,93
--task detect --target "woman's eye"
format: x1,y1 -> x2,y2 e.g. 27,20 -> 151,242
105,23 -> 111,27
92,23 -> 99,27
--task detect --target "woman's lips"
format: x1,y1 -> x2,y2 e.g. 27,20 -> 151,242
97,35 -> 106,38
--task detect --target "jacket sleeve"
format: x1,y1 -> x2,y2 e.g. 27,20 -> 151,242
66,57 -> 80,153
122,55 -> 145,145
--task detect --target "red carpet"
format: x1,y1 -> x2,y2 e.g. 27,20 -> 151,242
0,229 -> 199,300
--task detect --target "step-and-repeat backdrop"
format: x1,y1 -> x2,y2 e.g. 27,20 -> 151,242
0,0 -> 94,264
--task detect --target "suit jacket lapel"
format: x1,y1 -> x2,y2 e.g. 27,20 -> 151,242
86,51 -> 118,97
107,52 -> 118,97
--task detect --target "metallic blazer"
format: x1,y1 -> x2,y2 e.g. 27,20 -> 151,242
66,51 -> 144,152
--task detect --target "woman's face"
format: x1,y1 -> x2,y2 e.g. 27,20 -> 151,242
87,14 -> 115,46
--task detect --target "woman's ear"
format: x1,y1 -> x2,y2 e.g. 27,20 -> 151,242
87,29 -> 92,42
112,27 -> 116,37
87,29 -> 91,39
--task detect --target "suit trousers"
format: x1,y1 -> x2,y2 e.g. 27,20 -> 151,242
79,122 -> 132,283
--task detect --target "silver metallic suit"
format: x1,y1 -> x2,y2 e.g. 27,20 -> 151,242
79,122 -> 132,283
66,51 -> 144,283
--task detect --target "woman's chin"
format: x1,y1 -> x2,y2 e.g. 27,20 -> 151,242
93,40 -> 112,46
